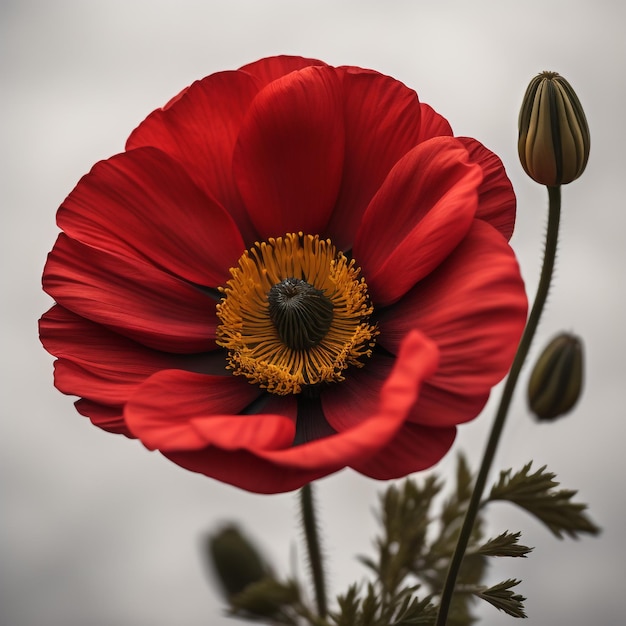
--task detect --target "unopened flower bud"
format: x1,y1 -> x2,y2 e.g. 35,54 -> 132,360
205,525 -> 269,598
528,333 -> 584,420
518,72 -> 590,186
229,578 -> 300,617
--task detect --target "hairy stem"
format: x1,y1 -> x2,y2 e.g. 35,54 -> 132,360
300,482 -> 328,618
435,185 -> 562,625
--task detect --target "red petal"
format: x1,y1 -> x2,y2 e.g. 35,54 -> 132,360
74,399 -> 131,436
40,305 -> 226,407
409,386 -> 490,428
164,445 -> 321,494
233,66 -> 345,239
58,148 -> 244,287
163,394 -> 305,493
416,103 -> 454,143
125,371 -> 283,451
133,330 -> 439,493
458,137 -> 516,240
238,55 -> 327,89
354,136 -> 482,306
321,354 -> 393,431
325,68 -> 426,250
252,330 -> 439,472
350,422 -> 456,479
126,70 -> 260,242
43,234 -> 216,353
378,220 -> 527,426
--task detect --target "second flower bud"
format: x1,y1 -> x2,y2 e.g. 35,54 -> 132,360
528,333 -> 584,421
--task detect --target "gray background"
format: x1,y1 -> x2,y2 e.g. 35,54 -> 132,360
2,1 -> 625,624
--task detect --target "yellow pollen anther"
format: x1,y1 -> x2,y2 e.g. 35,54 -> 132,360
216,233 -> 378,395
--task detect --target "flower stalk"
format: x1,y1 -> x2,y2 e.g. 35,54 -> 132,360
300,483 -> 328,618
435,185 -> 562,625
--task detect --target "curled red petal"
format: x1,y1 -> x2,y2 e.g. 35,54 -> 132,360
58,147 -> 244,287
147,331 -> 438,493
163,394 -> 303,493
233,66 -> 345,239
378,220 -> 527,426
125,372 -> 281,451
43,234 -> 216,353
458,137 -> 517,240
127,70 -> 260,242
254,331 -> 439,473
354,136 -> 482,306
129,332 -> 438,493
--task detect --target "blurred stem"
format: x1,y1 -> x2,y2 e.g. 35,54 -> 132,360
435,185 -> 562,625
300,483 -> 328,619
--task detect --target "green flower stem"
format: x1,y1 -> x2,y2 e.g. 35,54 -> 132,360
300,482 -> 328,619
435,185 -> 562,625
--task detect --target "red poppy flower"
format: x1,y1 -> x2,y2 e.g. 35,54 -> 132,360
40,56 -> 527,494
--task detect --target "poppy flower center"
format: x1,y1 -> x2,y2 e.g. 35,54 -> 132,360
267,278 -> 334,350
216,233 -> 378,395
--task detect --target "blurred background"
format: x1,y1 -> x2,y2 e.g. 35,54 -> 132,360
2,1 -> 625,624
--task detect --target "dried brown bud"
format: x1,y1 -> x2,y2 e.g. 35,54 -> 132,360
518,72 -> 590,186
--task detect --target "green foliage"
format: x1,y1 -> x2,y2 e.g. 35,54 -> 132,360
330,583 -> 437,626
207,457 -> 599,625
473,532 -> 533,558
332,584 -> 360,626
472,579 -> 527,618
332,455 -> 515,626
328,458 -> 598,624
488,462 -> 601,538
229,577 -> 302,623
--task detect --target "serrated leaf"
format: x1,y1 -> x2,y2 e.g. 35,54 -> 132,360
455,453 -> 474,501
474,531 -> 533,558
331,584 -> 360,626
491,462 -> 557,497
366,474 -> 443,597
439,455 -> 474,530
358,555 -> 379,575
361,583 -> 381,625
474,579 -> 527,618
391,594 -> 438,625
488,463 -> 601,538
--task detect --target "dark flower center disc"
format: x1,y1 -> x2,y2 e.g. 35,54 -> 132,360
268,278 -> 334,351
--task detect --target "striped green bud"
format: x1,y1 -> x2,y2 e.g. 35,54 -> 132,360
518,72 -> 590,186
528,333 -> 584,420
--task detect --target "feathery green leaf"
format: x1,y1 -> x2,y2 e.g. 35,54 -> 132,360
474,532 -> 533,558
488,463 -> 600,538
473,579 -> 527,618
